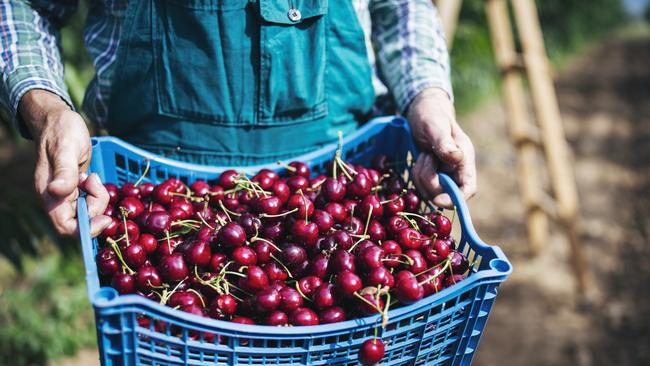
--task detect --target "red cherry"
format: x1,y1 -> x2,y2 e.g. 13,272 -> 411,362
320,230 -> 353,252
335,270 -> 362,297
232,246 -> 258,266
405,250 -> 427,274
290,307 -> 319,326
330,249 -> 356,273
97,247 -> 120,276
208,253 -> 227,272
117,220 -> 140,241
367,220 -> 386,242
396,228 -> 422,250
395,276 -> 424,304
265,310 -> 289,326
153,182 -> 174,204
185,240 -> 211,267
292,220 -> 319,247
324,202 -> 346,223
253,196 -> 281,215
139,182 -> 155,198
123,243 -> 147,269
111,272 -> 135,294
366,266 -> 395,288
100,217 -> 120,239
348,173 -> 371,198
444,274 -> 466,287
232,316 -> 256,325
385,216 -> 409,235
381,240 -> 402,268
254,287 -> 281,313
287,194 -> 314,218
119,197 -> 144,219
403,190 -> 420,212
322,178 -> 347,202
158,253 -> 189,283
297,276 -> 323,297
219,170 -> 238,189
120,182 -> 140,198
190,179 -> 210,196
309,253 -> 330,278
240,265 -> 268,292
272,180 -> 290,203
432,213 -> 452,238
209,294 -> 238,319
358,195 -> 383,219
288,161 -> 310,178
218,222 -> 246,247
104,183 -> 119,204
144,211 -> 171,235
359,339 -> 385,365
312,283 -> 336,309
319,306 -> 346,324
423,239 -> 451,265
448,250 -> 469,274
358,245 -> 385,269
136,265 -> 162,291
287,175 -> 309,193
358,292 -> 384,315
384,193 -> 405,216
312,210 -> 334,234
419,270 -> 444,296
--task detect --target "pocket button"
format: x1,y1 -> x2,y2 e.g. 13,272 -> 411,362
287,8 -> 302,22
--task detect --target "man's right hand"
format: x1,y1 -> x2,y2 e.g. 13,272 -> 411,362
19,89 -> 111,237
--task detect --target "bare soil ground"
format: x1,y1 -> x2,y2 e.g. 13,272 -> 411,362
54,29 -> 650,366
468,29 -> 650,366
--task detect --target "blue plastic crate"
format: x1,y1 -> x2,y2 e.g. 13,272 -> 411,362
78,116 -> 512,366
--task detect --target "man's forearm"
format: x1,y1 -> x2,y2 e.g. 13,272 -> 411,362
0,0 -> 74,138
19,89 -> 73,141
369,0 -> 453,114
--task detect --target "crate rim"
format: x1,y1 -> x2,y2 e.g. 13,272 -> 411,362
79,116 -> 512,337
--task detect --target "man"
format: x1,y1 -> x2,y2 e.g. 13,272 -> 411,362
0,0 -> 476,238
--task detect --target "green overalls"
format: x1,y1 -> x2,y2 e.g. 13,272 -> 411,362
106,0 -> 375,166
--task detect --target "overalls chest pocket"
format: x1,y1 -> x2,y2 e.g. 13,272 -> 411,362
258,0 -> 329,125
153,0 -> 256,125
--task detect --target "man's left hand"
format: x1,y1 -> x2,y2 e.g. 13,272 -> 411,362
407,88 -> 477,208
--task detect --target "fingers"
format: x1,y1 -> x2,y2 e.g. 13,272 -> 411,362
45,189 -> 79,236
425,121 -> 464,166
81,173 -> 110,217
452,127 -> 478,201
90,215 -> 113,238
47,144 -> 80,198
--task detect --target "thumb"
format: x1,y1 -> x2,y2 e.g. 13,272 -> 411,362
431,129 -> 463,166
47,146 -> 80,198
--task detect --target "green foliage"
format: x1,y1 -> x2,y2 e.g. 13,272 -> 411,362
450,0 -> 626,114
0,254 -> 96,365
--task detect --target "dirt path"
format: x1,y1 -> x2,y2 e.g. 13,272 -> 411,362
466,28 -> 650,366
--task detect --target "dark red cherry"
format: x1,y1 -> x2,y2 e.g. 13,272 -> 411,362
319,306 -> 346,324
240,265 -> 269,292
348,173 -> 371,198
291,220 -> 319,247
97,247 -> 120,276
309,253 -> 330,278
322,178 -> 347,202
367,220 -> 386,242
396,228 -> 422,250
366,266 -> 395,288
104,183 -> 119,204
448,250 -> 469,274
358,195 -> 383,219
287,175 -> 309,193
159,253 -> 189,283
254,287 -> 281,313
139,182 -> 155,198
120,182 -> 140,198
324,202 -> 346,223
123,243 -> 147,269
144,211 -> 171,235
359,339 -> 385,365
384,193 -> 405,216
444,274 -> 466,287
358,245 -> 385,269
287,194 -> 314,218
190,179 -> 210,196
208,253 -> 227,272
218,222 -> 246,247
335,270 -> 362,297
111,272 -> 135,294
254,196 -> 281,215
320,230 -> 353,252
312,210 -> 334,234
288,161 -> 310,178
119,197 -> 144,219
153,182 -> 174,204
265,310 -> 289,326
219,170 -> 239,190
386,216 -> 410,235
395,277 -> 424,304
232,246 -> 258,266
232,316 -> 256,325
297,276 -> 323,297
330,250 -> 356,273
313,283 -> 336,309
290,307 -> 319,326
209,294 -> 238,319
185,240 -> 211,267
272,180 -> 290,203
117,219 -> 140,241
136,265 -> 162,291
432,213 -> 453,239
403,190 -> 420,212
381,240 -> 402,268
405,250 -> 427,274
279,286 -> 303,313
358,292 -> 384,315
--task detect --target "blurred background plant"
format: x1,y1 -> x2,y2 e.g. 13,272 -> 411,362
0,0 -> 643,365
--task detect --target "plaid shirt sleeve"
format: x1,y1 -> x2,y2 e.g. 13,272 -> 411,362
369,0 -> 453,114
0,0 -> 76,136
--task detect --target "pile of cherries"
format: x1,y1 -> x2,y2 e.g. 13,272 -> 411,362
97,152 -> 469,365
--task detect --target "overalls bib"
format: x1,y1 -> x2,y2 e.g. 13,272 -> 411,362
106,0 -> 375,166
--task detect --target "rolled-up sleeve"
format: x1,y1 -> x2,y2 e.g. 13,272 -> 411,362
369,0 -> 453,114
0,0 -> 76,136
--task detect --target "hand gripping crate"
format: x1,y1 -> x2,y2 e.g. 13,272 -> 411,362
78,116 -> 512,366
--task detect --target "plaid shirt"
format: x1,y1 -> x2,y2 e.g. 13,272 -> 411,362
0,0 -> 451,128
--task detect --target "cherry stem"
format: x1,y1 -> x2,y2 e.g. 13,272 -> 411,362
133,159 -> 151,187
415,259 -> 451,283
294,282 -> 311,301
107,238 -> 135,275
187,288 -> 206,308
353,292 -> 382,313
195,213 -> 215,230
259,207 -> 298,218
252,237 -> 282,252
398,212 -> 437,228
270,253 -> 294,279
382,291 -> 391,328
218,200 -> 240,219
277,160 -> 296,172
